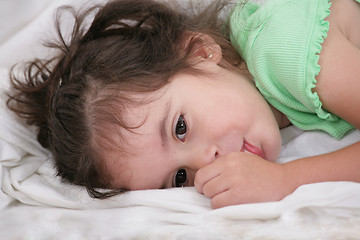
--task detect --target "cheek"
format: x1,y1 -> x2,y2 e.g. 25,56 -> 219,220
261,127 -> 282,162
268,135 -> 282,162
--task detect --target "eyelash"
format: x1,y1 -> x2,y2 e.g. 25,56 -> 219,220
175,114 -> 187,142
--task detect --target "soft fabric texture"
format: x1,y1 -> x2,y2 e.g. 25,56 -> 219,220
230,0 -> 356,139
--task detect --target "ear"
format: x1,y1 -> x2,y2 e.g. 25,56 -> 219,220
181,32 -> 222,64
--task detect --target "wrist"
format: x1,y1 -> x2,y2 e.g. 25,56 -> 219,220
281,161 -> 303,197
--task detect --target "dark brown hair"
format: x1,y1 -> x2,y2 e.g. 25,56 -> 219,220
7,0 -> 242,198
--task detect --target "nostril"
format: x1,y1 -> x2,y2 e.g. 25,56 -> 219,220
214,151 -> 220,159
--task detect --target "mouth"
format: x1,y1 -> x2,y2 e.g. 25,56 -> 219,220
241,141 -> 265,158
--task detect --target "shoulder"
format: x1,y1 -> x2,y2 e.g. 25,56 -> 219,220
315,0 -> 360,129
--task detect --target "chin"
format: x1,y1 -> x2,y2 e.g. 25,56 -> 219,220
265,139 -> 282,162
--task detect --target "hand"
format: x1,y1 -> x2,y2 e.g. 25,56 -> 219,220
194,152 -> 290,209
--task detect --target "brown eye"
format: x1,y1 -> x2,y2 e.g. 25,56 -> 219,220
173,169 -> 188,187
175,115 -> 186,141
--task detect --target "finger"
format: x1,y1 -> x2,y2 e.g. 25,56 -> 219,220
201,174 -> 229,199
194,160 -> 223,193
211,187 -> 271,209
210,189 -> 244,209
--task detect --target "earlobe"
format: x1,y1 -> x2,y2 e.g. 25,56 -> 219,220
181,32 -> 222,64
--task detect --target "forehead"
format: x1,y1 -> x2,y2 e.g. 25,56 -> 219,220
103,88 -> 172,189
105,125 -> 169,191
124,88 -> 170,127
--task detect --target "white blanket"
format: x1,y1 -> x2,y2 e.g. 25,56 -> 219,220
1,0 -> 360,239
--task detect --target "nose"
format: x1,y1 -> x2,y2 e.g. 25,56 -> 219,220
184,145 -> 220,171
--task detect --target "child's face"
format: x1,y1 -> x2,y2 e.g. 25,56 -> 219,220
107,60 -> 282,191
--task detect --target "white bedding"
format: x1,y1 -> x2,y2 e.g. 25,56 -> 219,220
1,1 -> 360,239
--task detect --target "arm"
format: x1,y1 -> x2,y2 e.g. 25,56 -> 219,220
284,141 -> 360,195
284,0 -> 360,203
314,2 -> 360,130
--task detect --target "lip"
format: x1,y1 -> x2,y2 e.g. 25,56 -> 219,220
241,141 -> 265,158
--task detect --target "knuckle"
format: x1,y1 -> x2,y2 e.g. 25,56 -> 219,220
194,171 -> 204,192
227,152 -> 238,158
211,197 -> 224,209
202,183 -> 212,198
223,156 -> 238,168
194,171 -> 203,186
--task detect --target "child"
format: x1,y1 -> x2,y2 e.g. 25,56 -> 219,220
6,0 -> 360,209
